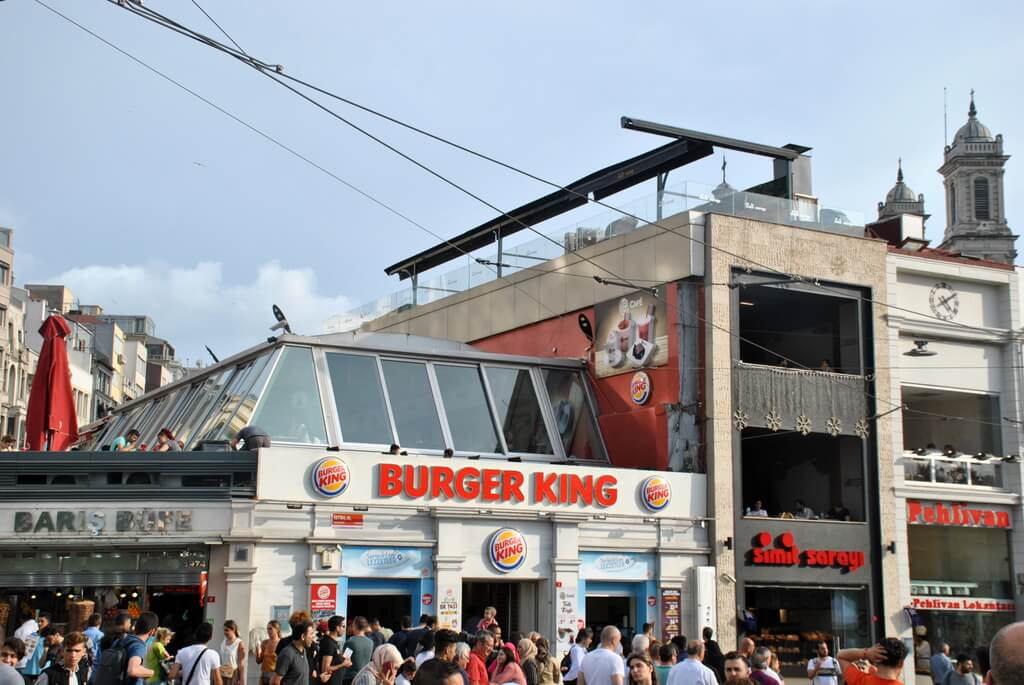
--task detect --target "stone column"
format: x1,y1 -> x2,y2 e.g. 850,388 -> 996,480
434,514 -> 466,632
551,515 -> 585,657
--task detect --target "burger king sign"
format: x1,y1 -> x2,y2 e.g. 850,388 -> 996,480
488,528 -> 527,573
639,475 -> 671,512
311,457 -> 351,498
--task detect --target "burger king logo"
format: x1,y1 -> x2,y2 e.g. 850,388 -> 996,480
640,475 -> 671,512
630,371 -> 651,405
488,528 -> 527,573
311,457 -> 351,497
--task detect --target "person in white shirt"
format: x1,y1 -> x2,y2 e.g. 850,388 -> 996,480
746,501 -> 768,517
794,501 -> 815,519
170,623 -> 223,685
807,643 -> 838,685
665,641 -> 717,685
579,627 -> 625,685
564,629 -> 593,685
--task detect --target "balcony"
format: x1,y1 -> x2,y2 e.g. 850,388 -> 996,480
0,452 -> 258,500
902,450 -> 1005,489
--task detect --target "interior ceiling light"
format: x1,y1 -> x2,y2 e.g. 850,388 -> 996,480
904,340 -> 937,357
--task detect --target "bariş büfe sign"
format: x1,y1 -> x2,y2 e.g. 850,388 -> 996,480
378,464 -> 618,506
911,597 -> 1015,612
750,531 -> 865,573
907,501 -> 1011,529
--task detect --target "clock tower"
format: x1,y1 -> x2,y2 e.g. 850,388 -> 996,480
938,92 -> 1016,263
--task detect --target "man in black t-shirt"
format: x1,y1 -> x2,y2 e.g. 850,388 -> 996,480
319,617 -> 351,685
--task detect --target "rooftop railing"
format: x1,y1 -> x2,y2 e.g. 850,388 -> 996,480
327,181 -> 865,331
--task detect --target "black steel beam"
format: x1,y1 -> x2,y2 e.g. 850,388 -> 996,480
620,117 -> 804,160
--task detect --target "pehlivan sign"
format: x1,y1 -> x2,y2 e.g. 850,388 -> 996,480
13,509 -> 194,535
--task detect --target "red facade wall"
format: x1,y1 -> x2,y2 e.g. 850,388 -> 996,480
471,286 -> 683,470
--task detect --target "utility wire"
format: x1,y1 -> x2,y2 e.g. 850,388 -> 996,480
102,0 -> 1016,342
70,1 -> 1017,432
189,0 -> 246,56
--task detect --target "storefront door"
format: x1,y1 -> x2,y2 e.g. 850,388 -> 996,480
346,580 -> 414,635
463,581 -> 538,637
339,547 -> 434,633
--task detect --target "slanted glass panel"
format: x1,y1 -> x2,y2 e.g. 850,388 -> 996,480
107,404 -> 148,447
484,367 -> 553,454
100,411 -> 132,448
133,397 -> 167,446
434,364 -> 501,453
543,369 -> 602,461
197,353 -> 273,443
325,352 -> 393,445
139,389 -> 185,445
381,360 -> 444,450
162,382 -> 200,433
250,346 -> 328,444
176,367 -> 236,447
218,351 -> 278,441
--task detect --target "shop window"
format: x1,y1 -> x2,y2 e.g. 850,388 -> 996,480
250,346 -> 328,445
543,369 -> 602,461
745,586 -> 869,677
738,282 -> 862,374
381,360 -> 445,450
434,364 -> 501,454
909,525 -> 1012,599
325,352 -> 393,445
484,367 -> 553,455
741,429 -> 865,522
902,387 -> 1002,457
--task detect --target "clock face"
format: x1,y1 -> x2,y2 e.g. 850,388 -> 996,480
929,281 -> 960,321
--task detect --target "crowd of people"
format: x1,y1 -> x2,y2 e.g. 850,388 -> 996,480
2,611 -> 1022,685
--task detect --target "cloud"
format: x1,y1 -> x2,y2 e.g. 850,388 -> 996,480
44,260 -> 354,364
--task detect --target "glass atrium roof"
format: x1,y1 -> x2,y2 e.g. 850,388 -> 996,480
86,333 -> 607,463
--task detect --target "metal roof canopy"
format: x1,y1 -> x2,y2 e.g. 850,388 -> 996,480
385,118 -> 809,281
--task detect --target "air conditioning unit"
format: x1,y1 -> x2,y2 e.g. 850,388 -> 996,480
116,354 -> 126,365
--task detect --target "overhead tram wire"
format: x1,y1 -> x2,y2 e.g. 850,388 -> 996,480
29,0 -> 583,364
95,0 -> 1010,430
87,2 -> 1017,432
102,1 -> 1017,342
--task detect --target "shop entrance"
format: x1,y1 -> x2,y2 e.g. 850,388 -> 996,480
463,581 -> 537,637
347,593 -> 411,633
585,593 -> 636,644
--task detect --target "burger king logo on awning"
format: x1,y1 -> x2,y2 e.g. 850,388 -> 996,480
488,528 -> 527,573
640,475 -> 671,512
312,457 -> 351,497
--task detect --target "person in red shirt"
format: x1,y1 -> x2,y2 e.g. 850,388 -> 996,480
836,639 -> 910,685
467,632 -> 495,685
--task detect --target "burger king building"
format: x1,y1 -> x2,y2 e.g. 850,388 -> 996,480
79,333 -> 711,649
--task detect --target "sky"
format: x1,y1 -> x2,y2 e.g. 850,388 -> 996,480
1,1 -> 1022,364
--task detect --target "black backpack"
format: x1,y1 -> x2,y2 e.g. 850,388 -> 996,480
93,637 -> 130,685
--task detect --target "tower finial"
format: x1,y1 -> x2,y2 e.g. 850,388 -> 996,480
897,157 -> 903,183
969,89 -> 977,117
721,156 -> 727,184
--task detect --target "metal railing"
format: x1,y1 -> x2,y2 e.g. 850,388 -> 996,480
326,181 -> 865,331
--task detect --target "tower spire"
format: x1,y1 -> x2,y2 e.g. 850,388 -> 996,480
721,156 -> 727,185
969,88 -> 977,117
897,157 -> 903,183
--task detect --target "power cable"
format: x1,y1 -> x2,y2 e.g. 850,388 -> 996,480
111,0 -> 1019,343
67,1 -> 1018,432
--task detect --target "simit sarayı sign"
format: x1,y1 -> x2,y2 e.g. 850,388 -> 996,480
907,500 -> 1011,529
750,531 -> 865,573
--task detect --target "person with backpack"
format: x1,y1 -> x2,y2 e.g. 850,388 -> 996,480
563,630 -> 592,685
95,612 -> 157,685
36,632 -> 90,685
169,623 -> 222,685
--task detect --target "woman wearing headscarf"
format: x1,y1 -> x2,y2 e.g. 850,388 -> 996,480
516,640 -> 538,685
489,646 -> 526,685
352,644 -> 403,685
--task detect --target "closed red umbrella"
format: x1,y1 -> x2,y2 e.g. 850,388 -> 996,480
25,314 -> 78,451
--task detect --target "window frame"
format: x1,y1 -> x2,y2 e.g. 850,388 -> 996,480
320,348 -> 398,450
246,344 -> 330,448
431,361 -> 505,458
541,366 -> 610,463
379,357 -> 449,455
480,363 -> 564,462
